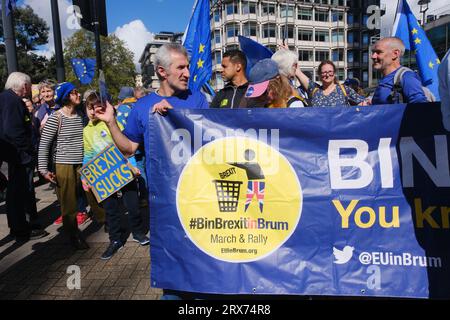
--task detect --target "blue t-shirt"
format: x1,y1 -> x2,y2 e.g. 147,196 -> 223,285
123,90 -> 209,145
372,67 -> 428,105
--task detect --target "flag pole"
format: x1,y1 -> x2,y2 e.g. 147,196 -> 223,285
283,1 -> 288,46
391,0 -> 403,37
50,0 -> 66,82
90,0 -> 103,72
1,0 -> 18,74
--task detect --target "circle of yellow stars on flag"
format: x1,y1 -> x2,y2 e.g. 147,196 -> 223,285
410,27 -> 441,70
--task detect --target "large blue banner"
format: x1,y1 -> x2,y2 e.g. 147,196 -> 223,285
147,103 -> 450,299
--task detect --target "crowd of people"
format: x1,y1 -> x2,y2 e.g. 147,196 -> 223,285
0,36 -> 446,296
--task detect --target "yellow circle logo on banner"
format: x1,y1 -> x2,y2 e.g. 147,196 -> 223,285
177,137 -> 303,263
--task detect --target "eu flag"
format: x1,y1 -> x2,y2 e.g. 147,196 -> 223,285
183,0 -> 212,92
238,36 -> 273,77
70,58 -> 96,85
392,0 -> 440,100
5,0 -> 16,16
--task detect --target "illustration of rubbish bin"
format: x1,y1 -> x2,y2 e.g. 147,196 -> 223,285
212,180 -> 243,212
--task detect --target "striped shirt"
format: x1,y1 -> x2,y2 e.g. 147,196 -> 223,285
38,110 -> 84,174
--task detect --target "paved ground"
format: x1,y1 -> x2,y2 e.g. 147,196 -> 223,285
0,163 -> 162,300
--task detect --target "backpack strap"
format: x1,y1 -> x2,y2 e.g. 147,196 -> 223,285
55,110 -> 63,136
338,83 -> 351,106
390,67 -> 411,103
393,66 -> 411,86
287,96 -> 301,107
311,87 -> 319,98
339,83 -> 348,97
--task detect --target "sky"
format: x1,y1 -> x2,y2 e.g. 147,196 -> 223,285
18,0 -> 196,71
15,0 -> 450,72
381,0 -> 449,37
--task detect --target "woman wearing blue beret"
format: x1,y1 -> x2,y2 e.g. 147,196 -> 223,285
37,82 -> 89,250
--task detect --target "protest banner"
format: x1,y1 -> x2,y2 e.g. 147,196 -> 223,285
80,144 -> 135,202
148,103 -> 450,299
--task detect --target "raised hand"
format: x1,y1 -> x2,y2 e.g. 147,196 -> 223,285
152,99 -> 173,115
94,100 -> 115,125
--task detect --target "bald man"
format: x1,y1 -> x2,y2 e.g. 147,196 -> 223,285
371,37 -> 428,105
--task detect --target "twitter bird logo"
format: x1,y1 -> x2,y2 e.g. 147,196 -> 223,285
333,246 -> 354,264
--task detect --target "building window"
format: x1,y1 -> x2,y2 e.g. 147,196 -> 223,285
298,9 -> 312,21
215,31 -> 221,44
362,15 -> 368,27
347,13 -> 353,24
261,3 -> 276,15
280,5 -> 294,18
281,25 -> 294,39
243,22 -> 257,37
332,11 -> 344,22
214,10 -> 220,22
363,71 -> 368,82
262,24 -> 276,38
298,29 -> 313,41
299,50 -> 313,62
332,0 -> 345,5
315,30 -> 329,42
215,72 -> 224,88
227,44 -> 239,51
337,69 -> 345,81
332,31 -> 344,43
226,23 -> 239,39
316,50 -> 329,62
315,10 -> 329,22
332,49 -> 344,61
362,51 -> 368,64
226,2 -> 238,15
303,70 -> 314,80
347,32 -> 353,44
242,1 -> 256,14
347,51 -> 353,63
267,45 -> 277,53
348,70 -> 353,79
315,0 -> 329,4
362,33 -> 369,45
215,51 -> 222,65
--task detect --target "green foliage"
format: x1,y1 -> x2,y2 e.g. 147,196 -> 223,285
64,30 -> 136,102
14,6 -> 50,51
0,5 -> 52,88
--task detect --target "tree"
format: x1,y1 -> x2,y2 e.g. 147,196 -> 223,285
63,30 -> 136,101
0,5 -> 53,88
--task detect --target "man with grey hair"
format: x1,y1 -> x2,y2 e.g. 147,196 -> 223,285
0,72 -> 48,241
95,42 -> 209,299
95,43 -> 208,156
371,37 -> 428,105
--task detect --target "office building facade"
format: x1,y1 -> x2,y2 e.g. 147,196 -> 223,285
210,0 -> 380,89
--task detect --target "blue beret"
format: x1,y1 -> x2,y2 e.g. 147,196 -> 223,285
54,82 -> 76,105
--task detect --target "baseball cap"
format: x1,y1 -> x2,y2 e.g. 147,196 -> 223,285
118,86 -> 134,100
245,59 -> 279,98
